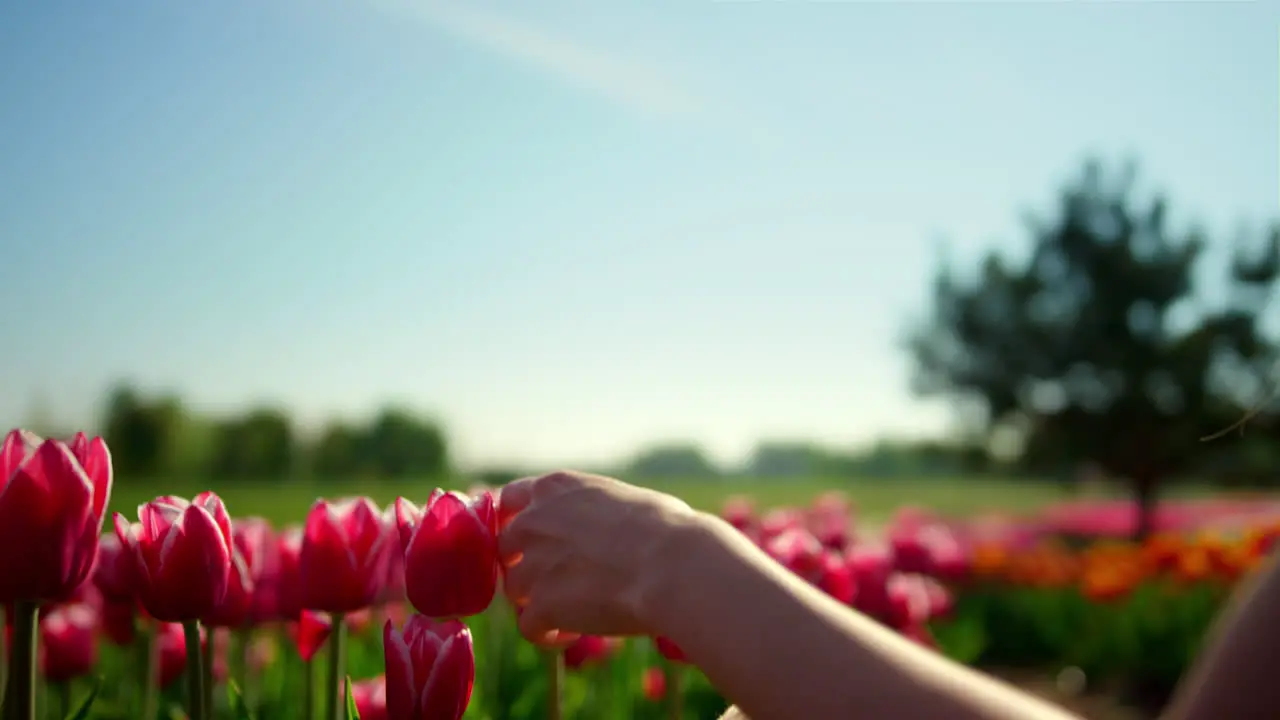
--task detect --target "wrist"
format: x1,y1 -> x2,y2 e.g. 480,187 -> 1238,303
628,510 -> 739,636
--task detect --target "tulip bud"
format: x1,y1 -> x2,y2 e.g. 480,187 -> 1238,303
39,602 -> 98,683
0,430 -> 113,602
113,492 -> 234,622
396,490 -> 499,619
300,498 -> 391,614
383,615 -> 474,720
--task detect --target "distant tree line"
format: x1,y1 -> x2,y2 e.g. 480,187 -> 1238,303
90,384 -> 449,482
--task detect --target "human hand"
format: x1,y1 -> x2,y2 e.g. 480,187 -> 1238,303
496,470 -> 703,646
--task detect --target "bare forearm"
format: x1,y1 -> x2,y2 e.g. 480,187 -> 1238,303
644,514 -> 1082,720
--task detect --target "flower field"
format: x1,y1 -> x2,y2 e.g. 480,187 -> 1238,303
3,428 -> 1278,720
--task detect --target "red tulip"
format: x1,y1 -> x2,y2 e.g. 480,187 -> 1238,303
349,676 -> 388,720
40,602 -> 98,682
383,615 -> 474,720
396,490 -> 499,618
271,527 -> 304,621
654,636 -> 687,664
0,429 -> 113,602
292,610 -> 333,662
113,492 -> 234,622
721,496 -> 757,534
94,533 -> 135,604
563,635 -> 621,670
155,622 -> 190,688
300,498 -> 391,614
642,667 -> 666,701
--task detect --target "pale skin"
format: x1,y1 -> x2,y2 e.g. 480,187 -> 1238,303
496,471 -> 1280,720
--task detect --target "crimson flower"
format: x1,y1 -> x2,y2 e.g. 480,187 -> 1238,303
113,492 -> 234,622
300,498 -> 391,614
383,615 -> 474,720
395,490 -> 499,619
0,430 -> 113,602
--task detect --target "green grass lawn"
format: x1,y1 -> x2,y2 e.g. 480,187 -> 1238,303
105,474 -> 1112,528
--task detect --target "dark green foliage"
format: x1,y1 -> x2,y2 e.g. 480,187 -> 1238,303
908,159 -> 1280,536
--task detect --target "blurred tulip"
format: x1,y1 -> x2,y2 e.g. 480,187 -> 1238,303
765,527 -> 825,581
817,551 -> 857,605
641,667 -> 666,701
98,599 -> 137,646
271,527 -> 304,620
249,633 -> 278,673
758,508 -> 804,544
396,490 -> 499,619
383,615 -> 474,720
350,676 -> 388,720
654,636 -> 687,664
94,532 -> 135,604
155,621 -> 191,689
0,429 -> 113,602
300,498 -> 391,614
113,492 -> 234,622
347,607 -> 375,635
563,635 -> 620,670
721,496 -> 757,534
233,517 -> 278,623
291,610 -> 332,662
40,602 -> 98,682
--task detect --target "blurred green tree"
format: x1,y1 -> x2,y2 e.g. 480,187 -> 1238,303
628,443 -> 721,479
209,407 -> 296,480
101,383 -> 190,479
908,159 -> 1280,537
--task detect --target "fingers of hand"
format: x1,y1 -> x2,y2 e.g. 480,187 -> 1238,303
515,603 -> 579,648
501,549 -> 545,607
496,476 -> 538,528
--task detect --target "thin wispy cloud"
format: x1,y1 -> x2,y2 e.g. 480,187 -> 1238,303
369,0 -> 750,134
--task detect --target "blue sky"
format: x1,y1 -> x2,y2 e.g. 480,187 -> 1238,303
0,0 -> 1276,469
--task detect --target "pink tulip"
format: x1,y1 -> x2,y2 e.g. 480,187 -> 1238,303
349,676 -> 388,720
0,430 -> 113,602
155,621 -> 190,688
721,496 -> 757,534
39,602 -> 98,682
113,492 -> 234,622
383,615 -> 474,720
300,498 -> 392,614
202,549 -> 254,628
396,490 -> 499,619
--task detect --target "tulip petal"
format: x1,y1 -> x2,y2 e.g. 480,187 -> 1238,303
384,621 -> 418,719
395,497 -> 422,553
419,629 -> 474,720
77,437 -> 113,526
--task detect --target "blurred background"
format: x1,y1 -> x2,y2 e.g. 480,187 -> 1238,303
2,1 -> 1278,718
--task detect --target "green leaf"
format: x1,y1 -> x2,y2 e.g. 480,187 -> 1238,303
227,680 -> 256,720
345,676 -> 361,720
64,676 -> 102,720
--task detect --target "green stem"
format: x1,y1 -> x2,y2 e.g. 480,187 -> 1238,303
54,683 -> 70,720
139,620 -> 159,720
302,658 -> 315,720
3,601 -> 38,720
182,621 -> 205,720
201,628 -> 215,717
234,627 -> 253,712
662,658 -> 684,720
324,614 -> 346,720
543,650 -> 563,720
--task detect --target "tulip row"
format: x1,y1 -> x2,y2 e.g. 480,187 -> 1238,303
1,428 -> 537,720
